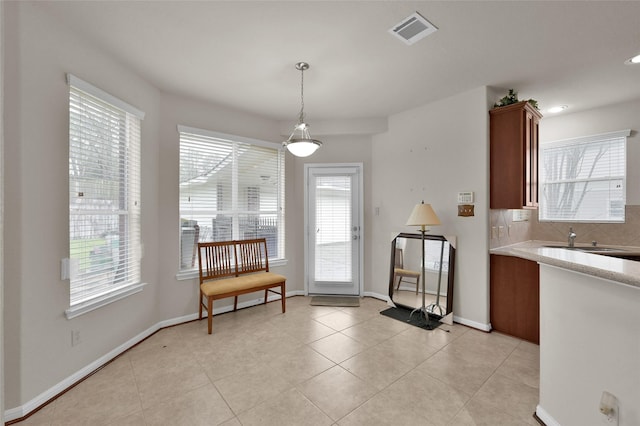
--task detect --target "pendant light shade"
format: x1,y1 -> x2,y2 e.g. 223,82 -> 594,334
283,62 -> 322,157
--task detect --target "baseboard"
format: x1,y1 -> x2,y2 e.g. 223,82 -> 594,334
4,322 -> 161,422
453,315 -> 491,331
535,405 -> 559,426
4,291 -> 300,423
362,291 -> 391,303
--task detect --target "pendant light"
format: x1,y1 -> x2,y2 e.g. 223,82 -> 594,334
282,62 -> 322,157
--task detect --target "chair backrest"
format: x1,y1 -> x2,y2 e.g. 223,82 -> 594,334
394,248 -> 404,268
197,241 -> 237,283
237,238 -> 270,273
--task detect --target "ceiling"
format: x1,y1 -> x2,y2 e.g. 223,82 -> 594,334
35,1 -> 640,122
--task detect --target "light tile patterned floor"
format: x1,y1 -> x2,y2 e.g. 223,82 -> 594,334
14,296 -> 540,426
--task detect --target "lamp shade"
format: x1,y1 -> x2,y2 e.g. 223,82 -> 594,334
406,201 -> 441,227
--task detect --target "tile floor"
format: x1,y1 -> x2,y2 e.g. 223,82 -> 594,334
14,296 -> 540,426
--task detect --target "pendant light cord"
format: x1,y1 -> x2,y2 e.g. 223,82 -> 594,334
298,67 -> 305,124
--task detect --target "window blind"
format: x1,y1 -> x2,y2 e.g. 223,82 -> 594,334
68,75 -> 143,311
178,126 -> 285,270
314,175 -> 352,282
540,130 -> 630,222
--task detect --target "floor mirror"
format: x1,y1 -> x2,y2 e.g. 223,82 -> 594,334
388,233 -> 456,321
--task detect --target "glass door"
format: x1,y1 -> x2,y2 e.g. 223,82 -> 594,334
305,164 -> 362,296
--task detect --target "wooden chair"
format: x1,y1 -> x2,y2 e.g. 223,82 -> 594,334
394,248 -> 420,294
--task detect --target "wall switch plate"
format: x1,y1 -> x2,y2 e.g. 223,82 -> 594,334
458,204 -> 474,217
498,226 -> 505,237
491,226 -> 498,239
457,191 -> 474,203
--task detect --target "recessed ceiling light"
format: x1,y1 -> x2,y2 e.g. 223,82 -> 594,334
548,105 -> 568,113
625,54 -> 640,65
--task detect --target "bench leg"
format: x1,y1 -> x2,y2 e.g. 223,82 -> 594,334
233,296 -> 238,311
207,297 -> 213,334
281,284 -> 286,313
264,289 -> 268,304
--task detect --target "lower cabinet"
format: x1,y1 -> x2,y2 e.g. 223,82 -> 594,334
490,254 -> 540,344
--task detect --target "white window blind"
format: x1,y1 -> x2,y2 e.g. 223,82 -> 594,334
540,130 -> 630,222
314,175 -> 352,282
67,75 -> 144,316
178,126 -> 285,271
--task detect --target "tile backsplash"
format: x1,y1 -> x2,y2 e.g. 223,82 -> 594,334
490,205 -> 640,249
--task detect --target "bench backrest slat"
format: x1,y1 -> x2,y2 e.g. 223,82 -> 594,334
237,238 -> 269,273
198,241 -> 237,282
198,238 -> 270,283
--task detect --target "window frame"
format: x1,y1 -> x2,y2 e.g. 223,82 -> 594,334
176,125 -> 286,280
65,74 -> 145,319
539,129 -> 630,223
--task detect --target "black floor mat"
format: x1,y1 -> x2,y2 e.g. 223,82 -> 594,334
380,306 -> 442,330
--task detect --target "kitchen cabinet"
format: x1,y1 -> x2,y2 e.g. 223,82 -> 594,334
490,254 -> 539,344
489,101 -> 542,209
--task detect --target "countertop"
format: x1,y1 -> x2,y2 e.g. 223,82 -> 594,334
490,240 -> 640,288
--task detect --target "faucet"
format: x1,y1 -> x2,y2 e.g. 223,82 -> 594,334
568,227 -> 577,247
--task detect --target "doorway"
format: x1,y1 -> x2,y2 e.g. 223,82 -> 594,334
305,164 -> 363,296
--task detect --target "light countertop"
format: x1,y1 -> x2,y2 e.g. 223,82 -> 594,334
490,240 -> 640,288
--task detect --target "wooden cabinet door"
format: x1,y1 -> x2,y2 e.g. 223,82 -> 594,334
489,101 -> 542,209
490,254 -> 540,344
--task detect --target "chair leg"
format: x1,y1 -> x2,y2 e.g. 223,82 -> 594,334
415,278 -> 419,294
207,297 -> 213,334
198,290 -> 203,320
264,289 -> 268,304
233,296 -> 238,311
281,284 -> 286,313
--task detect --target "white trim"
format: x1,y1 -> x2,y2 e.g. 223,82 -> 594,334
65,283 -> 146,319
66,74 -> 145,119
536,405 -> 562,426
177,124 -> 282,151
453,315 -> 492,331
541,128 -> 631,148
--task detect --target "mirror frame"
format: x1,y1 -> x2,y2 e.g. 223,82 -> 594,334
388,232 -> 456,316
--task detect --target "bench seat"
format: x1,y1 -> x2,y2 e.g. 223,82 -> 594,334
201,272 -> 287,298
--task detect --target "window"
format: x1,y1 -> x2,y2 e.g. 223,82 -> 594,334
178,126 -> 285,272
67,74 -> 144,318
539,129 -> 630,222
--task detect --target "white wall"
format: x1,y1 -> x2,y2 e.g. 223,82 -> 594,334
290,134 -> 374,295
3,1 -> 161,409
538,265 -> 640,426
540,99 -> 640,204
371,86 -> 491,328
155,93 -> 299,318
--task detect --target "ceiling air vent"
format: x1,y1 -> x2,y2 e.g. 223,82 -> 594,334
389,12 -> 438,45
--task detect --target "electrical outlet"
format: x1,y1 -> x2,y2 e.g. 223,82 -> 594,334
71,330 -> 81,347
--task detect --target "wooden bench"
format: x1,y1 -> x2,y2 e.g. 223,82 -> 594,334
197,238 -> 286,334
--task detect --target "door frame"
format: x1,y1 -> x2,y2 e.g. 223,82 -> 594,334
304,163 -> 364,297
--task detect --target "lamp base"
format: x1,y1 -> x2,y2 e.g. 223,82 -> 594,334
426,303 -> 445,316
409,306 -> 437,324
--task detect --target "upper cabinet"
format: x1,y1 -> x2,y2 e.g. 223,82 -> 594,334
489,101 -> 543,209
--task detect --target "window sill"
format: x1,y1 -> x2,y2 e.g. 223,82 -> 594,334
65,282 -> 146,319
176,258 -> 288,281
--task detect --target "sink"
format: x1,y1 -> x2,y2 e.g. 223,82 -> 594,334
542,245 -> 624,252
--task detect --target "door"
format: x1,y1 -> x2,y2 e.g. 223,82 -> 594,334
305,164 -> 362,296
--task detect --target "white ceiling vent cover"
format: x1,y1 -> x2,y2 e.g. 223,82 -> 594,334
389,12 -> 438,45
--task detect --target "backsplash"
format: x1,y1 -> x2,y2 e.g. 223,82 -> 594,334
490,205 -> 640,249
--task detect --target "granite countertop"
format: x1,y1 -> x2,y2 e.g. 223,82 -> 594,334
490,240 -> 640,288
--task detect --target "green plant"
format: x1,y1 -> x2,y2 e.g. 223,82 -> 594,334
493,89 -> 538,110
